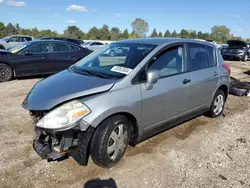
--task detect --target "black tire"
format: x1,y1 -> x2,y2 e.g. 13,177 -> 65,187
0,63 -> 13,82
208,89 -> 226,118
90,115 -> 131,168
243,54 -> 248,62
0,45 -> 5,50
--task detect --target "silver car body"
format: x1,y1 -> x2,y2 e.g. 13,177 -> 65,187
0,35 -> 34,49
76,38 -> 230,141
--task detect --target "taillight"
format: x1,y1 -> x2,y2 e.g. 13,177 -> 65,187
222,64 -> 231,74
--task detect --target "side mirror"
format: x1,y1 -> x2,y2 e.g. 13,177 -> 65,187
145,69 -> 160,90
25,51 -> 33,56
6,39 -> 10,43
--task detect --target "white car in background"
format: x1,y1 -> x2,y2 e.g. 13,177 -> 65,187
0,35 -> 33,50
81,41 -> 106,51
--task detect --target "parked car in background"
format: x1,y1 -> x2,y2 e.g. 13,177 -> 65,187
82,41 -> 105,51
0,40 -> 92,82
104,46 -> 129,56
22,38 -> 230,168
40,37 -> 84,46
222,40 -> 250,61
0,35 -> 33,50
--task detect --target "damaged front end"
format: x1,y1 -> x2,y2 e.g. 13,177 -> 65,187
31,111 -> 95,165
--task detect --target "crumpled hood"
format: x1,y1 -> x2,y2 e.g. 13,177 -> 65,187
227,40 -> 247,48
22,69 -> 116,110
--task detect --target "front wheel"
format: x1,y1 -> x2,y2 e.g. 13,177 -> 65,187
208,89 -> 226,118
0,63 -> 13,82
243,54 -> 248,62
90,115 -> 130,168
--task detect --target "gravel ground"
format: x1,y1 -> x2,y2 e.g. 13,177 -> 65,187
0,61 -> 250,188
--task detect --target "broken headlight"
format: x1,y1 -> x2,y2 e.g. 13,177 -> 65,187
36,100 -> 90,130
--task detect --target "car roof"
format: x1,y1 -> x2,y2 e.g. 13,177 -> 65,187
27,39 -> 79,44
10,35 -> 33,37
116,37 -> 216,48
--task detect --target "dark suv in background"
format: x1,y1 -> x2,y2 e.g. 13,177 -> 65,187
222,40 -> 250,61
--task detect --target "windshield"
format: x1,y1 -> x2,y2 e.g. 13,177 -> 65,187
74,43 -> 156,78
8,43 -> 28,53
0,36 -> 10,41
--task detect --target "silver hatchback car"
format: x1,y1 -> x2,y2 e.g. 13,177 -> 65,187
23,38 -> 230,168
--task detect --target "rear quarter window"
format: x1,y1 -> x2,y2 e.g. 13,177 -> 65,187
70,45 -> 81,51
206,46 -> 216,67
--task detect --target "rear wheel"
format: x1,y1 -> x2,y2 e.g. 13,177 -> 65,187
90,115 -> 130,168
0,63 -> 13,82
208,89 -> 225,118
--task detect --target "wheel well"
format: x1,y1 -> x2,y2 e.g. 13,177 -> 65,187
218,85 -> 228,100
99,112 -> 139,146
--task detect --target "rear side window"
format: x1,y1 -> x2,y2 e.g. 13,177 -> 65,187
70,45 -> 80,51
21,37 -> 32,42
206,46 -> 216,67
51,43 -> 70,53
187,43 -> 209,71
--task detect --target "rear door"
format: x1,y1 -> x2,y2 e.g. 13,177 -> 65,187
140,44 -> 192,131
15,42 -> 51,76
48,42 -> 76,72
187,43 -> 219,111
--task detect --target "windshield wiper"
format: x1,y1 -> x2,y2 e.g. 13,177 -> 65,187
74,68 -> 111,79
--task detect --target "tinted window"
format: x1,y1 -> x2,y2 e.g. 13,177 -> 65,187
206,46 -> 216,67
20,37 -> 32,42
8,36 -> 19,42
149,46 -> 186,77
51,43 -> 70,52
25,43 -> 50,54
188,43 -> 209,71
70,45 -> 80,51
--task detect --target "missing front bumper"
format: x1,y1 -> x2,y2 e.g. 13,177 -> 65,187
33,127 -> 95,165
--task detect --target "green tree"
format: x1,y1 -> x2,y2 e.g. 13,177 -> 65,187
202,32 -> 210,40
100,25 -> 110,40
172,30 -> 178,38
246,38 -> 250,42
15,23 -> 21,34
122,29 -> 129,39
0,22 -> 6,37
190,30 -> 197,39
130,31 -> 137,38
6,23 -> 17,35
110,27 -> 121,40
150,28 -> 158,37
164,30 -> 171,37
180,29 -> 189,38
64,26 -> 84,39
131,18 -> 149,38
211,25 -> 231,43
158,31 -> 163,37
197,31 -> 203,39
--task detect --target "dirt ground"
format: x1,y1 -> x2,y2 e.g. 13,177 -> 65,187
0,61 -> 250,188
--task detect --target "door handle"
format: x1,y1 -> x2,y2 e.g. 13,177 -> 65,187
69,55 -> 74,58
213,72 -> 218,76
183,79 -> 191,84
42,56 -> 47,59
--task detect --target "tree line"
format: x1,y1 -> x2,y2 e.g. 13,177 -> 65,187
0,18 -> 249,44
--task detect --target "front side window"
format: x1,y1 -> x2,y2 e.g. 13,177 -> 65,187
51,43 -> 70,53
8,36 -> 19,42
24,43 -> 50,54
149,46 -> 186,77
188,43 -> 209,71
74,43 -> 156,78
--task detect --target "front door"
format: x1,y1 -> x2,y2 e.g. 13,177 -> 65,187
140,45 -> 192,131
15,42 -> 51,76
186,43 -> 220,110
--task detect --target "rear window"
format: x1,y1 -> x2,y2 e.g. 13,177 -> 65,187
188,43 -> 209,71
51,43 -> 70,52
